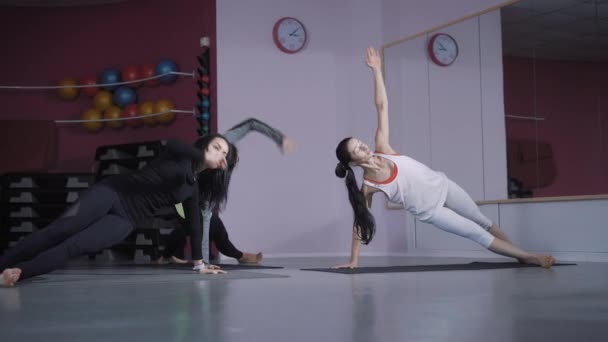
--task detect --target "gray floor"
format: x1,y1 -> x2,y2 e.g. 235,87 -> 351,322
1,256 -> 608,342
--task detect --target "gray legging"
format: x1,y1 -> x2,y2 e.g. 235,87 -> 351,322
0,184 -> 134,280
424,179 -> 495,248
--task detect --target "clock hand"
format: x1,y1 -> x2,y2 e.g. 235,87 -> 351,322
289,27 -> 301,36
438,42 -> 446,51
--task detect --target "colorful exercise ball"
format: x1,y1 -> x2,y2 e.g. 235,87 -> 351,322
199,88 -> 210,96
81,108 -> 103,132
56,77 -> 79,100
155,59 -> 179,85
141,63 -> 159,87
94,90 -> 113,111
138,101 -> 156,126
121,104 -> 142,128
99,68 -> 121,91
112,86 -> 137,108
154,99 -> 175,125
103,105 -> 123,129
80,75 -> 99,97
121,66 -> 141,87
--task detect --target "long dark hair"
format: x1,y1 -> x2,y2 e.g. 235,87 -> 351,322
194,134 -> 239,211
335,137 -> 376,244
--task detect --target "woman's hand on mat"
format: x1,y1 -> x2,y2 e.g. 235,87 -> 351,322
192,263 -> 226,274
199,267 -> 227,275
333,262 -> 358,269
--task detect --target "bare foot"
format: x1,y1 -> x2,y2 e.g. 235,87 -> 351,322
170,256 -> 188,264
524,254 -> 555,269
239,252 -> 263,264
156,256 -> 188,265
1,269 -> 22,287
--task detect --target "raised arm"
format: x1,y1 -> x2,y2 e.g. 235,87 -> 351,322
366,47 -> 396,155
223,117 -> 295,153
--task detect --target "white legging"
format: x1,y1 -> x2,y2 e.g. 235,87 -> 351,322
424,179 -> 495,248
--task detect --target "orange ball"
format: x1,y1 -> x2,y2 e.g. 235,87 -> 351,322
57,77 -> 79,100
104,105 -> 123,129
81,108 -> 103,132
94,90 -> 113,111
138,101 -> 156,126
154,99 -> 175,125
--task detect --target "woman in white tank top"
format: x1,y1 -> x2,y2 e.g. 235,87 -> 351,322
333,46 -> 555,269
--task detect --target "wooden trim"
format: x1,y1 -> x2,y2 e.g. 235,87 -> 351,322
387,194 -> 608,210
477,194 -> 608,205
381,0 -> 520,50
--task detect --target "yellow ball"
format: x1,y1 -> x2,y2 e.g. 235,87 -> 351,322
138,101 -> 156,126
103,105 -> 123,129
94,90 -> 113,111
56,77 -> 79,100
81,108 -> 103,132
154,99 -> 175,125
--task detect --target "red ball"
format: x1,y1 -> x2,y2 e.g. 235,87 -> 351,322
121,104 -> 143,127
121,66 -> 141,88
199,88 -> 210,96
200,75 -> 210,84
141,63 -> 159,87
80,75 -> 99,97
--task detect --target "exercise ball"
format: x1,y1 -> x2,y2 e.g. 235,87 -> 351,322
99,68 -> 121,91
141,63 -> 159,87
112,86 -> 137,108
155,59 -> 179,85
80,75 -> 99,97
104,105 -> 123,129
138,101 -> 156,126
121,103 -> 142,128
94,90 -> 113,111
56,77 -> 79,100
154,99 -> 175,125
121,65 -> 141,87
81,108 -> 103,132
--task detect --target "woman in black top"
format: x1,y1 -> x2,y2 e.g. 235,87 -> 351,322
0,134 -> 237,286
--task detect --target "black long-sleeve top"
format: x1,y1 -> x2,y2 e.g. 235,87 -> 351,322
101,139 -> 206,260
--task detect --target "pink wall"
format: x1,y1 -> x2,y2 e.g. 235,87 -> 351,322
504,56 -> 608,196
0,0 -> 216,172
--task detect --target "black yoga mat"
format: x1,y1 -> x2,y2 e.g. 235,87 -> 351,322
301,261 -> 576,274
63,263 -> 283,271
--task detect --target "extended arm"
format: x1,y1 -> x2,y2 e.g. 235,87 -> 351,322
334,185 -> 376,269
366,47 -> 396,155
223,118 -> 284,147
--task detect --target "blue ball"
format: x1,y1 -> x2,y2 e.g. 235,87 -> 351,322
155,59 -> 179,84
99,68 -> 121,91
198,112 -> 210,121
112,86 -> 137,108
201,99 -> 210,108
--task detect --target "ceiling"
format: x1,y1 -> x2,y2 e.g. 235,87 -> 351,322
502,0 -> 608,61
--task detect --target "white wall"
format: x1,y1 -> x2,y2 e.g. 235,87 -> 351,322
217,0 -> 392,256
414,200 -> 608,262
216,1 -> 512,257
382,10 -> 507,255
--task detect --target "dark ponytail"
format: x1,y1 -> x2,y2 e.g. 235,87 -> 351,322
335,138 -> 376,244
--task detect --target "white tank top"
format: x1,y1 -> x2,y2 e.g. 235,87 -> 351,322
363,153 -> 448,221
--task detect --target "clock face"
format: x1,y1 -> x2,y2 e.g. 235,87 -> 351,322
429,33 -> 458,66
273,17 -> 307,54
